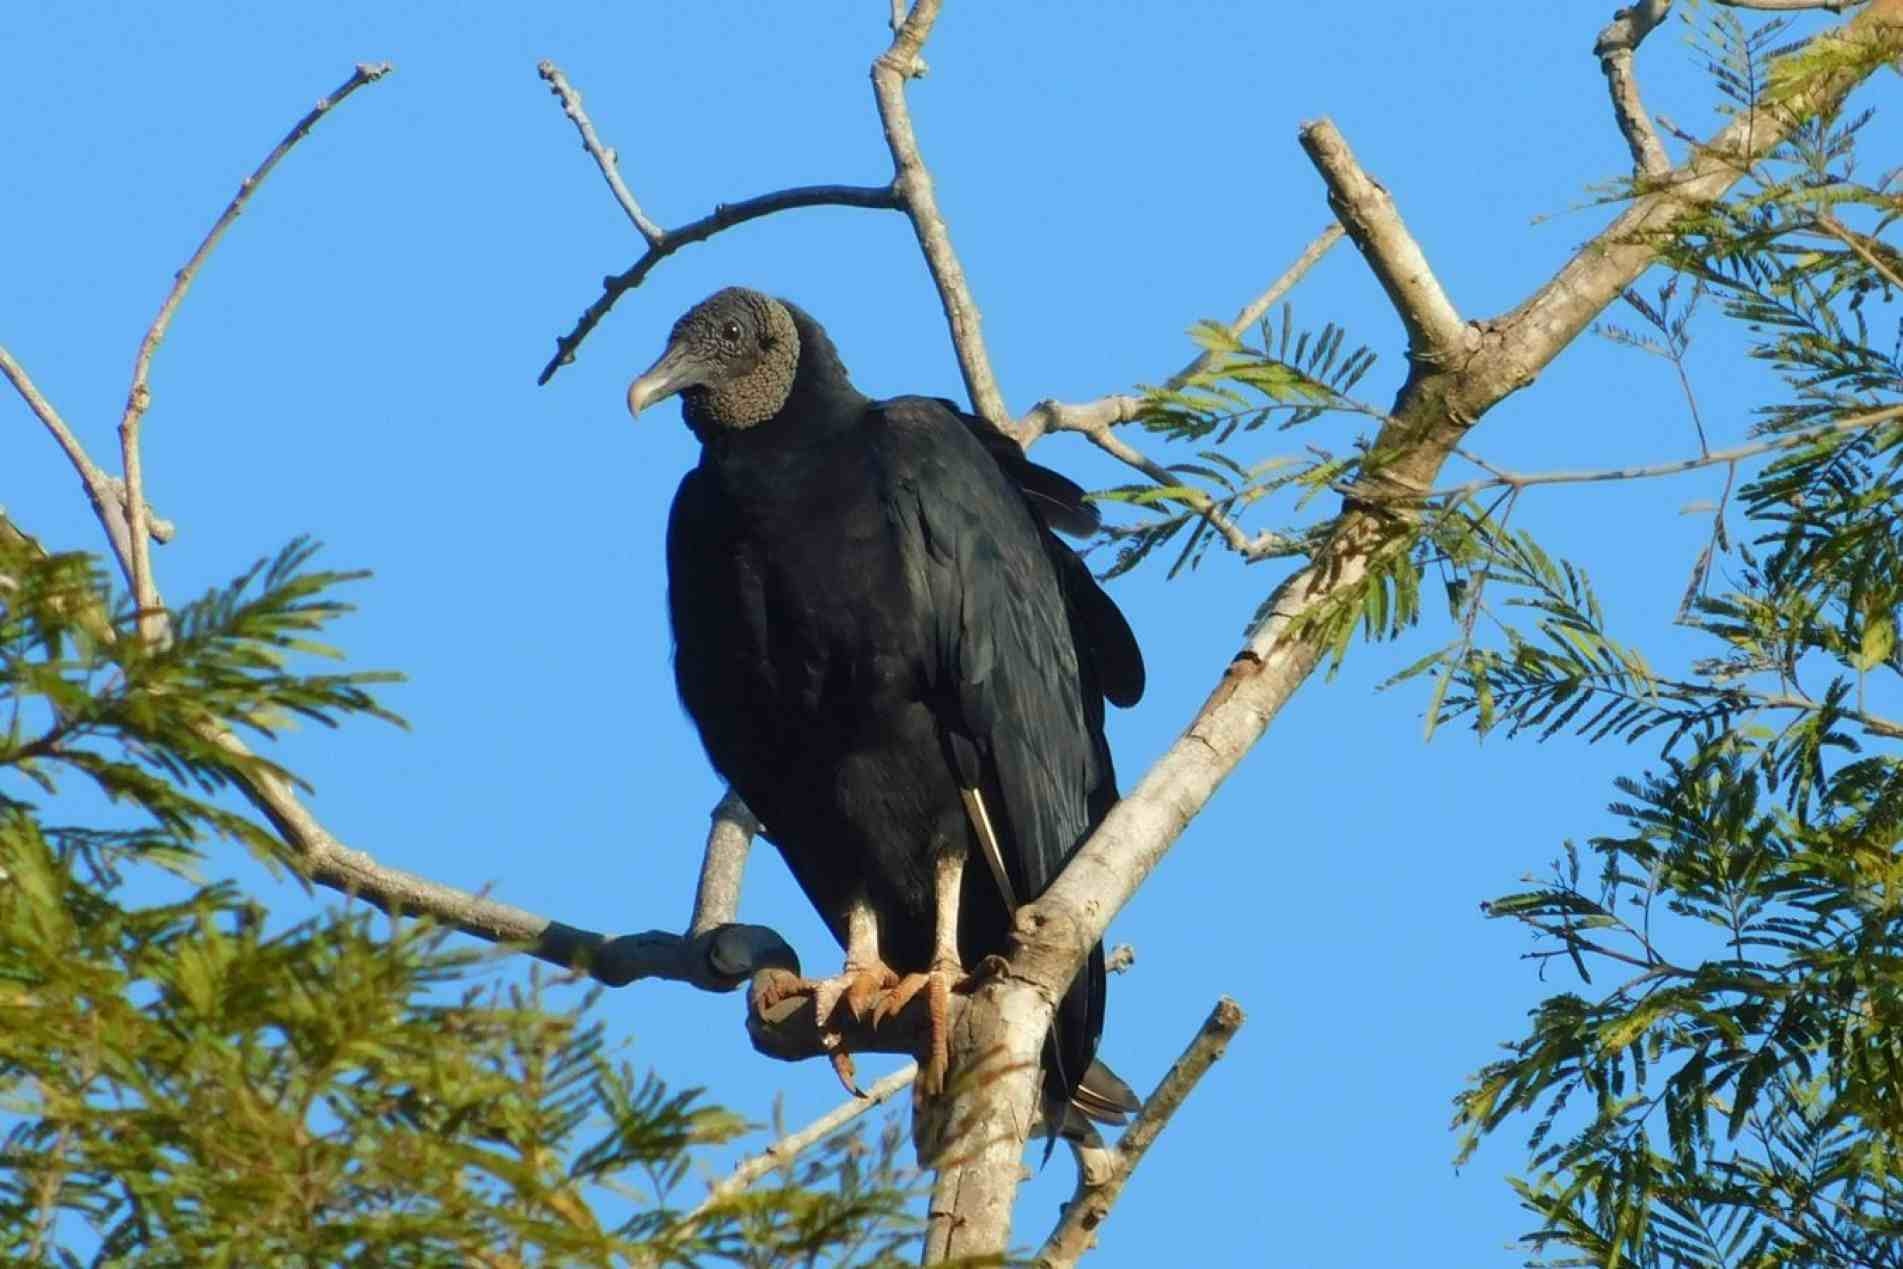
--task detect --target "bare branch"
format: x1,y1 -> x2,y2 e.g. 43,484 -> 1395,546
1596,1 -> 1675,178
1717,0 -> 1863,10
872,0 -> 1010,431
1433,403 -> 1903,502
537,61 -> 665,244
1,346 -> 140,577
1035,998 -> 1246,1268
536,181 -> 900,385
691,1063 -> 918,1220
1299,119 -> 1473,367
1018,223 -> 1345,448
117,62 -> 394,642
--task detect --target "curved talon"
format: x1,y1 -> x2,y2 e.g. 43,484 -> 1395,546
829,1050 -> 865,1099
878,963 -> 960,1095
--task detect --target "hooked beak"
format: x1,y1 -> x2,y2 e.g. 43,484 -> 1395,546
626,341 -> 707,419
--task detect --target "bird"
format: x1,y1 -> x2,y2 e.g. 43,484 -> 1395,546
625,286 -> 1144,1131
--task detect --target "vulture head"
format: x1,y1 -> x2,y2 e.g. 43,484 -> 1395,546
625,287 -> 802,437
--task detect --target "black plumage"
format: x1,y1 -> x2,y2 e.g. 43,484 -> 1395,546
627,288 -> 1143,1122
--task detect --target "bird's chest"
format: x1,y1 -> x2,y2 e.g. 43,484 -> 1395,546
728,479 -> 926,720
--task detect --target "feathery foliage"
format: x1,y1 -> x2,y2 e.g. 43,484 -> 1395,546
1094,309 -> 1381,580
0,528 -> 918,1266
1444,19 -> 1903,1267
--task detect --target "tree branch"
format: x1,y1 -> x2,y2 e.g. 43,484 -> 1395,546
1596,0 -> 1675,178
949,10 -> 1903,1258
536,179 -> 900,385
1717,0 -> 1864,11
1016,0 -> 1903,984
117,62 -> 394,642
1,347 -> 140,579
1299,120 -> 1473,367
690,1062 -> 919,1221
1014,224 -> 1346,564
873,0 -> 1011,432
1035,998 -> 1246,1268
537,61 -> 665,244
1433,402 -> 1903,501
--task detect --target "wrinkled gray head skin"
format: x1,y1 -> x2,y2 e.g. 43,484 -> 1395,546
625,288 -> 801,437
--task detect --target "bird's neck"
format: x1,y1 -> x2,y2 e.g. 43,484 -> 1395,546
700,305 -> 869,475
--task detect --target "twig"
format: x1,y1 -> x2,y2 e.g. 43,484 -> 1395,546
690,1063 -> 918,1219
1596,1 -> 1675,179
117,63 -> 395,642
1,347 -> 138,577
1430,403 -> 1903,502
1015,225 -> 1346,562
1018,223 -> 1345,447
1815,210 -> 1903,294
538,61 -> 664,243
1298,119 -> 1472,367
872,0 -> 1010,431
1035,999 -> 1246,1268
1717,0 -> 1862,10
536,181 -> 900,385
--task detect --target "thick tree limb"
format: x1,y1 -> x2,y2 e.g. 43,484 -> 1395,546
1035,998 -> 1246,1268
925,8 -> 1903,1259
1596,1 -> 1675,178
117,63 -> 394,642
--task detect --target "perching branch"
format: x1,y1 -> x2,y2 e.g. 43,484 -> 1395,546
117,62 -> 394,642
1035,998 -> 1246,1269
1596,1 -> 1675,178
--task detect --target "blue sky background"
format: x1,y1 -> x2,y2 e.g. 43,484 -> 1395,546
7,3 -> 1898,1264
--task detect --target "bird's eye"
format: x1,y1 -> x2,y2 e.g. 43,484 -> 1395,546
721,320 -> 743,343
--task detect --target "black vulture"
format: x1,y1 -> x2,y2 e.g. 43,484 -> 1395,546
626,287 -> 1144,1127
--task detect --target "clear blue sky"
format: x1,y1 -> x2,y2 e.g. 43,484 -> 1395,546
8,3 -> 1895,1264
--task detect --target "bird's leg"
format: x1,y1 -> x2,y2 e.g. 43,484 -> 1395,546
878,843 -> 967,1095
828,894 -> 901,1026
